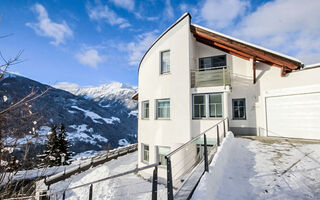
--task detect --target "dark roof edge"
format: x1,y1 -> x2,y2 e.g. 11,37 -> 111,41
138,13 -> 191,73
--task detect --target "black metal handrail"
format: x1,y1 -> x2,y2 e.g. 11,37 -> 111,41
166,118 -> 228,158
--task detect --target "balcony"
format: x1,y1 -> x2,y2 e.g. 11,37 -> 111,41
191,66 -> 231,88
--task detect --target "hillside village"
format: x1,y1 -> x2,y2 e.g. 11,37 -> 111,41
1,1 -> 320,200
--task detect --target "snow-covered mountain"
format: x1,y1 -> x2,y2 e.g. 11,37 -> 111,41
54,82 -> 137,110
0,74 -> 138,157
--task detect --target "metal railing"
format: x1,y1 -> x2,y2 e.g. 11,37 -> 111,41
191,66 -> 231,88
165,118 -> 229,200
36,162 -> 162,200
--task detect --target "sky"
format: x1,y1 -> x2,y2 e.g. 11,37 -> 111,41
1,0 -> 320,87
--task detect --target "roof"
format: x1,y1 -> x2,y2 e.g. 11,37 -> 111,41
304,63 -> 320,69
192,24 -> 301,63
191,24 -> 303,74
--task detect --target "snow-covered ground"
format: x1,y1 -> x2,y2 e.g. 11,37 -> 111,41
193,135 -> 320,199
45,152 -> 167,199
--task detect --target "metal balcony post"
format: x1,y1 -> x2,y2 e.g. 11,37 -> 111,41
216,126 -> 220,146
166,157 -> 174,200
152,166 -> 158,200
204,134 -> 209,172
223,120 -> 226,138
89,184 -> 93,200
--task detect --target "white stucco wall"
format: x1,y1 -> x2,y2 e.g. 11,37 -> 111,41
137,15 -> 192,170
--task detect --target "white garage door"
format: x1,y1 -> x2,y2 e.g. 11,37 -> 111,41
266,92 -> 320,140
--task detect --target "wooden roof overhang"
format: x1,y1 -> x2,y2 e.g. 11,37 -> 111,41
191,25 -> 303,78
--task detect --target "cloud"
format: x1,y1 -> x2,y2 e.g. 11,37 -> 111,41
164,0 -> 174,19
127,31 -> 158,66
75,49 -> 106,68
200,0 -> 249,29
110,0 -> 134,11
235,0 -> 320,64
26,3 -> 73,45
87,3 -> 131,29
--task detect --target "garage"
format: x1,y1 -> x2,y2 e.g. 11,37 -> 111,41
265,86 -> 320,140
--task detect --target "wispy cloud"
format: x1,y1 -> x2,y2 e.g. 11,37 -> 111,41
164,0 -> 174,19
126,31 -> 158,66
235,0 -> 320,64
110,0 -> 135,11
75,49 -> 106,68
87,3 -> 131,29
26,3 -> 73,45
200,0 -> 249,29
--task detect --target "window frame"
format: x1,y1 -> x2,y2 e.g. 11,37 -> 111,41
141,100 -> 149,119
193,94 -> 207,119
192,93 -> 223,119
156,146 -> 171,167
199,55 -> 227,71
160,50 -> 170,74
156,98 -> 170,119
232,98 -> 246,120
142,143 -> 149,164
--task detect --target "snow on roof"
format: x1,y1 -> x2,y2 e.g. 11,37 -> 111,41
304,63 -> 320,69
192,24 -> 301,63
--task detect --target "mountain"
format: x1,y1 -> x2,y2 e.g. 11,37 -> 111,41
0,73 -> 138,156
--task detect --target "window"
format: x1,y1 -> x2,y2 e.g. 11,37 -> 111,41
142,144 -> 149,163
232,98 -> 246,120
199,55 -> 226,71
193,95 -> 206,118
141,101 -> 149,119
161,50 -> 170,74
157,146 -> 170,166
156,99 -> 170,119
193,93 -> 223,119
209,94 -> 222,118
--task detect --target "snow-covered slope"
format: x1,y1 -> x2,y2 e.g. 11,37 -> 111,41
54,82 -> 137,110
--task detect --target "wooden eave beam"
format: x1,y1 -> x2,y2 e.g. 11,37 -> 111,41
193,29 -> 300,70
253,56 -> 257,84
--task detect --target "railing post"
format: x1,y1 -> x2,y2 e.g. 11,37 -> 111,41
227,118 -> 230,131
204,134 -> 209,172
62,191 -> 66,200
89,184 -> 93,200
223,120 -> 226,138
166,157 -> 174,200
216,126 -> 220,146
152,166 -> 158,200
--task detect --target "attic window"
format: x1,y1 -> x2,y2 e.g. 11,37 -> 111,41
199,55 -> 226,71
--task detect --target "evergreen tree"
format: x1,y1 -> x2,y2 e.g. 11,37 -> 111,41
44,124 -> 60,167
57,124 -> 71,165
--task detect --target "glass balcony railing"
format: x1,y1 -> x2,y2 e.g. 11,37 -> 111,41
191,66 -> 231,88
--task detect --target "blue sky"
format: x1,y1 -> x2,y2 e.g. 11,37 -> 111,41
1,0 -> 319,87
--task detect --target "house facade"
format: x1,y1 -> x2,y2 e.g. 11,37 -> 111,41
134,13 -> 320,174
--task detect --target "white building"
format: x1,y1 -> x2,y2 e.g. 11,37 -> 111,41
133,13 -> 320,175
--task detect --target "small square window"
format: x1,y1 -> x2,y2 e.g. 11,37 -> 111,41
141,101 -> 149,119
156,99 -> 170,119
142,144 -> 149,163
157,146 -> 170,166
161,51 -> 170,74
232,98 -> 246,120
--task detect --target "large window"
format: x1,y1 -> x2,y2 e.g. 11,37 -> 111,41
160,50 -> 170,74
142,144 -> 149,163
141,101 -> 149,119
193,95 -> 206,118
157,146 -> 171,166
232,98 -> 246,120
193,93 -> 223,119
209,94 -> 223,118
156,99 -> 170,119
199,55 -> 226,71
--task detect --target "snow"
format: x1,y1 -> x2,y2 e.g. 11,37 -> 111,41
118,139 -> 130,146
3,95 -> 8,102
68,125 -> 108,145
128,110 -> 138,117
192,134 -> 320,199
44,152 -> 167,199
70,106 -> 120,124
54,82 -> 137,110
